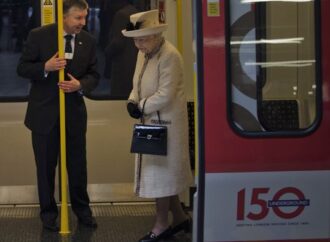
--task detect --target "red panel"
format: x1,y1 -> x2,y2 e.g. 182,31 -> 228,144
202,0 -> 330,173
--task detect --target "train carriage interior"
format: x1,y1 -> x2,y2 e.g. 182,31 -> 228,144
0,0 -> 325,241
0,0 -> 194,241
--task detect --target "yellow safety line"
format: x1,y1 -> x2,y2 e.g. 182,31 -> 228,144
57,0 -> 70,235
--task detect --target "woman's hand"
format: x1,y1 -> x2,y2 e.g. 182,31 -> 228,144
127,102 -> 142,119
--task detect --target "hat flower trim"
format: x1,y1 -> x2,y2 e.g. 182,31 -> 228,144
126,21 -> 143,31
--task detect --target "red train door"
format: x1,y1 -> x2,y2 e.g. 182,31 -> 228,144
195,0 -> 330,241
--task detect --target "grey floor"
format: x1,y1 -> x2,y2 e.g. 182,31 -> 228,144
0,204 -> 192,242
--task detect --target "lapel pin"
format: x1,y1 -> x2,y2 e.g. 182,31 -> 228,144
79,42 -> 83,45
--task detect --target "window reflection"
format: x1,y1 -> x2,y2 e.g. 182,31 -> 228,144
258,1 -> 317,130
228,0 -> 319,133
0,0 -> 150,101
84,0 -> 148,99
0,0 -> 37,100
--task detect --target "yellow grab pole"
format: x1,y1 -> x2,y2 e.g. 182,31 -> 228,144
176,0 -> 183,54
57,0 -> 70,235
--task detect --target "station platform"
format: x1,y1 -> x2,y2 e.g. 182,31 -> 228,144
0,203 -> 192,242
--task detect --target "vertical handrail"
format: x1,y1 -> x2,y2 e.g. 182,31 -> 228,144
57,0 -> 70,235
176,0 -> 183,54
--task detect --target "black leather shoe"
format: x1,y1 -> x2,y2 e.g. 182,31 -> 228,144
170,218 -> 192,236
78,216 -> 97,229
43,220 -> 59,232
138,227 -> 172,242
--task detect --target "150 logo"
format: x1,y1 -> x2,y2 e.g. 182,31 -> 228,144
237,187 -> 310,220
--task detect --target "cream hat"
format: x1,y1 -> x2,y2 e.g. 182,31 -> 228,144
122,9 -> 168,37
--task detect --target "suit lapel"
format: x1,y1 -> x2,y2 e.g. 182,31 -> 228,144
69,33 -> 84,72
47,24 -> 59,58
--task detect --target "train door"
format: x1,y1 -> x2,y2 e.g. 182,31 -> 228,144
194,0 -> 330,241
0,0 -> 195,205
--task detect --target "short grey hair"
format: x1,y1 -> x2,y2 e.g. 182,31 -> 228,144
63,0 -> 88,14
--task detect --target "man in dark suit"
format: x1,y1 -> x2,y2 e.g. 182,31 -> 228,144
17,0 -> 99,232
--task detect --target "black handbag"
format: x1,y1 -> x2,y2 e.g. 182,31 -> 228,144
130,99 -> 167,156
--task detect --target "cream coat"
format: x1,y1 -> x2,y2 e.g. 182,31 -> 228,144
128,40 -> 193,198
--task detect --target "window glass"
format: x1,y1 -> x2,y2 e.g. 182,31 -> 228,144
0,0 -> 150,101
87,0 -> 150,100
228,0 -> 319,135
0,1 -> 32,101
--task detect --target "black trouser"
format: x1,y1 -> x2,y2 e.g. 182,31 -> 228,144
32,123 -> 92,223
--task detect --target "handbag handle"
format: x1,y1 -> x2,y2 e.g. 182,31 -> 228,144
140,98 -> 161,125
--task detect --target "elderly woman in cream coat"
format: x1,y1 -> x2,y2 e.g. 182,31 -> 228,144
123,9 -> 193,242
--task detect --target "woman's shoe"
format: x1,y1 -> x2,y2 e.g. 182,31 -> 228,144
170,218 -> 192,236
138,227 -> 172,242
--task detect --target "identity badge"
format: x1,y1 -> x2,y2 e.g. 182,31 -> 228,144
65,53 -> 73,60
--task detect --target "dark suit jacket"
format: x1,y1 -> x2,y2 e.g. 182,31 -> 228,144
17,23 -> 99,135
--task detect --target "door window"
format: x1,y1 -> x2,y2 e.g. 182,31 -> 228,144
227,0 -> 320,136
